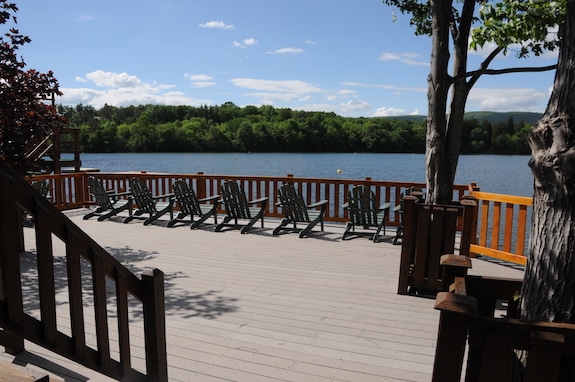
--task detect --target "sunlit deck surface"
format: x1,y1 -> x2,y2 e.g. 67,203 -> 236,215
2,209 -> 524,382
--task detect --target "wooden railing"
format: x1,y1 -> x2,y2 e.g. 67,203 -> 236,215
433,276 -> 575,381
27,171 -> 534,265
468,183 -> 533,265
3,163 -> 168,381
26,171 -> 470,226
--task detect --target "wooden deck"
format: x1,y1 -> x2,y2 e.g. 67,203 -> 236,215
1,209 -> 524,382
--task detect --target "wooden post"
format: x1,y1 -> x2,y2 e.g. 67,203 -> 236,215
142,268 -> 168,382
196,172 -> 206,199
397,196 -> 418,294
432,292 -> 477,382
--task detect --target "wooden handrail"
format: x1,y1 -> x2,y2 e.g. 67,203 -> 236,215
469,189 -> 533,265
3,163 -> 167,381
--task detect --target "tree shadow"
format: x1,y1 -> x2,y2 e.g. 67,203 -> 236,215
18,245 -> 238,321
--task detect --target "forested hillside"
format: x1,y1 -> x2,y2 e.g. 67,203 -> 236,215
60,103 -> 533,155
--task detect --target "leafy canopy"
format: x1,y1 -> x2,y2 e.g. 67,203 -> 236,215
0,1 -> 66,174
383,0 -> 565,58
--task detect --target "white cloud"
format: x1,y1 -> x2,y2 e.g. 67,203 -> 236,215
372,107 -> 410,117
467,87 -> 548,112
298,100 -> 370,116
342,81 -> 426,93
185,74 -> 213,81
378,52 -> 428,66
233,38 -> 258,48
267,47 -> 305,55
199,20 -> 234,29
81,70 -> 143,88
60,70 -> 211,108
230,78 -> 321,103
243,38 -> 258,46
185,73 -> 216,88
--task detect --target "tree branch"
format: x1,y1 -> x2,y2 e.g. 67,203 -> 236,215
464,46 -> 504,88
467,64 -> 557,77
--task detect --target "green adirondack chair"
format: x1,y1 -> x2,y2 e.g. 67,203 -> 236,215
215,180 -> 268,234
168,179 -> 219,228
342,184 -> 391,242
84,177 -> 132,221
123,177 -> 174,225
273,183 -> 328,238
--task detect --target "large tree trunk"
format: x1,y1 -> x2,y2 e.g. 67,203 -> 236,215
425,0 -> 453,204
521,0 -> 575,323
426,0 -> 476,204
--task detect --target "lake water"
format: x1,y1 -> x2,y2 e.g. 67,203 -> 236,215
80,153 -> 534,197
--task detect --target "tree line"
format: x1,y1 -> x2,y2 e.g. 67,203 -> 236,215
59,103 -> 531,155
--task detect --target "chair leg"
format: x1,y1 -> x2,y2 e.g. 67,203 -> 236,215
190,211 -> 212,229
342,222 -> 354,240
299,218 -> 321,238
168,211 -> 189,227
241,213 -> 262,234
215,216 -> 233,232
393,226 -> 403,245
272,219 -> 290,235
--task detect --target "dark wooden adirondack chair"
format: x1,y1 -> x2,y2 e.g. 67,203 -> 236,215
123,177 -> 174,225
84,176 -> 132,221
273,183 -> 328,238
22,179 -> 52,227
216,180 -> 268,234
167,179 -> 219,228
397,196 -> 477,296
342,185 -> 391,242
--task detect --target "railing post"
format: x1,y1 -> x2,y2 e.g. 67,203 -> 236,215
142,268 -> 168,382
196,172 -> 206,199
398,196 -> 418,294
432,292 -> 476,382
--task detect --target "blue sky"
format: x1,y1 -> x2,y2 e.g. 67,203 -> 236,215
14,1 -> 558,117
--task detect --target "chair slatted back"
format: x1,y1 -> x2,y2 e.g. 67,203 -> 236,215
129,178 -> 157,214
173,179 -> 201,215
346,185 -> 378,226
32,179 -> 50,199
278,184 -> 309,222
88,177 -> 114,209
220,181 -> 251,218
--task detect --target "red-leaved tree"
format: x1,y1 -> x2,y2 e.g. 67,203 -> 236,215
0,1 -> 66,174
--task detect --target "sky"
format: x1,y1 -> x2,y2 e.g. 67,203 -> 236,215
13,1 -> 559,118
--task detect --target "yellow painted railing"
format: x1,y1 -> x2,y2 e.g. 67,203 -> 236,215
469,188 -> 533,265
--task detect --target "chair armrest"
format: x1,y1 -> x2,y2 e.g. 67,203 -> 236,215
108,191 -> 131,197
152,193 -> 175,200
393,204 -> 402,212
198,195 -> 220,203
342,202 -> 349,209
378,202 -> 392,211
248,197 -> 268,205
307,200 -> 328,209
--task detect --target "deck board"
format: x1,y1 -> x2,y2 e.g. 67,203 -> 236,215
0,208 -> 524,381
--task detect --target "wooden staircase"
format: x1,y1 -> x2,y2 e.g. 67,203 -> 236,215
0,162 -> 168,381
25,128 -> 81,174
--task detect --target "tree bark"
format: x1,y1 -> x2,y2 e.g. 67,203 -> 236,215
426,0 -> 477,204
425,0 -> 453,204
521,0 -> 575,323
